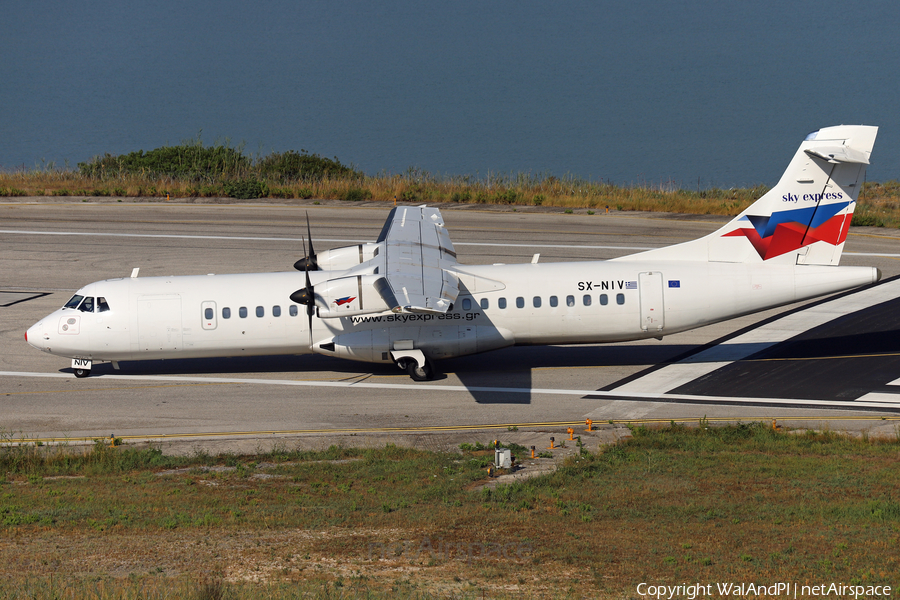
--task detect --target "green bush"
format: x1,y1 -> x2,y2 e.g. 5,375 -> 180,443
256,150 -> 357,181
493,189 -> 519,204
267,187 -> 293,199
852,213 -> 885,227
223,179 -> 268,200
343,187 -> 372,202
78,140 -> 250,181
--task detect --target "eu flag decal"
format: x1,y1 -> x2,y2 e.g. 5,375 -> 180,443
668,280 -> 681,288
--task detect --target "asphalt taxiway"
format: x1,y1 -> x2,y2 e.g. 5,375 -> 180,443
3,198 -> 900,449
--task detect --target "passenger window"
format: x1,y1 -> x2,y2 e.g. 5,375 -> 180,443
289,305 -> 298,317
462,298 -> 472,311
583,295 -> 592,307
97,297 -> 110,312
566,295 -> 575,307
64,295 -> 84,309
550,296 -> 558,307
480,298 -> 489,309
273,305 -> 281,317
222,307 -> 231,319
204,307 -> 214,320
499,297 -> 507,309
533,296 -> 541,308
516,297 -> 525,309
78,297 -> 95,313
239,307 -> 248,318
599,294 -> 608,306
616,293 -> 625,305
256,306 -> 265,318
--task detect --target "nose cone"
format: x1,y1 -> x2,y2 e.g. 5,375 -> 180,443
25,320 -> 47,351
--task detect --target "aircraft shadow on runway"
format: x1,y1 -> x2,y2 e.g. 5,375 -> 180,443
74,343 -> 722,405
674,327 -> 900,401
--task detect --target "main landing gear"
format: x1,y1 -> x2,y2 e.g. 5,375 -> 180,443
396,356 -> 436,381
404,358 -> 435,381
391,348 -> 436,381
73,368 -> 91,378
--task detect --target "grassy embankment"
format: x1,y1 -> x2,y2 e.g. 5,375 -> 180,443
1,422 -> 898,599
2,140 -> 900,226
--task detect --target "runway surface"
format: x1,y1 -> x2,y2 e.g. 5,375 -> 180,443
3,198 -> 900,447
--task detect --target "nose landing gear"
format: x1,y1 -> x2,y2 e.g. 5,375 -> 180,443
71,358 -> 92,378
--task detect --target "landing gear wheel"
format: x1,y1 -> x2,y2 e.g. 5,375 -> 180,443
74,368 -> 91,378
405,359 -> 435,382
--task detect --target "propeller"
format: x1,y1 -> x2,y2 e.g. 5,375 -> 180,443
289,234 -> 317,347
293,212 -> 318,271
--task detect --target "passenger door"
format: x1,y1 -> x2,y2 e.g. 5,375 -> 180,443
639,272 -> 665,332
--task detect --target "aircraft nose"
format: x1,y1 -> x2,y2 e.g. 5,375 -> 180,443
25,320 -> 48,351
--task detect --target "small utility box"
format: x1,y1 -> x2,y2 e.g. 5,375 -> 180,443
494,448 -> 511,469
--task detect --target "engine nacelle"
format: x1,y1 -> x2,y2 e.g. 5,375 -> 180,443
316,243 -> 381,271
316,274 -> 393,318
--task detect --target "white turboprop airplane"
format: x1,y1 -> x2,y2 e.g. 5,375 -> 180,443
26,125 -> 880,381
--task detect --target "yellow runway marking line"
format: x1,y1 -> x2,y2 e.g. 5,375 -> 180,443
11,415 -> 900,446
848,231 -> 900,241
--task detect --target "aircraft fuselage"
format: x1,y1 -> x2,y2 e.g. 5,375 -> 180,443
26,260 -> 878,366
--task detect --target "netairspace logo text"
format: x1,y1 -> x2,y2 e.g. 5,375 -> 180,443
636,582 -> 892,599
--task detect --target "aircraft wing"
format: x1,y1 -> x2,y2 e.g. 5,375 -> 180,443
376,206 -> 459,313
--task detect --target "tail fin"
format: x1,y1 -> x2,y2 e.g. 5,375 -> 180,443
617,125 -> 878,265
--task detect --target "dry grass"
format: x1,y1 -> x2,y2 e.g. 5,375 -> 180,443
5,169 -> 900,225
1,425 -> 898,598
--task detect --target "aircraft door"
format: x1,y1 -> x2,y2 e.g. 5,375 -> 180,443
138,295 -> 183,351
639,272 -> 665,332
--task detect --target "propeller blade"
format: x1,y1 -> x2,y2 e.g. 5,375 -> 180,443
289,262 -> 317,348
293,213 -> 319,271
305,260 -> 314,348
306,211 -> 316,265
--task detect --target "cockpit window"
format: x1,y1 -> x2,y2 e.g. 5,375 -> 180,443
64,295 -> 85,309
97,297 -> 110,312
78,297 -> 95,313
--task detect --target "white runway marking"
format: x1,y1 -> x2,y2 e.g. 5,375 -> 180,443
3,229 -> 898,256
0,229 -> 653,252
611,278 -> 900,396
2,371 -> 898,411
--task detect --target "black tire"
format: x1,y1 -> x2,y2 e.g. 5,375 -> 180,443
405,359 -> 434,381
74,368 -> 91,378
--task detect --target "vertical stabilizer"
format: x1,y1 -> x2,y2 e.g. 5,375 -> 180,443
616,125 -> 877,265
